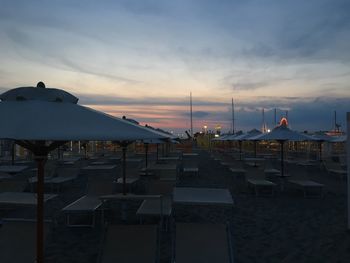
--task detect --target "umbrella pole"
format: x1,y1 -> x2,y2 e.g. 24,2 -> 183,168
35,156 -> 46,263
122,146 -> 127,195
145,143 -> 148,168
280,141 -> 284,177
254,141 -> 257,158
11,142 -> 15,165
239,141 -> 242,161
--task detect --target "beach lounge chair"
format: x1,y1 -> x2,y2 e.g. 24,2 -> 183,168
245,168 -> 276,196
137,181 -> 175,229
62,177 -> 114,227
228,161 -> 246,178
182,155 -> 199,177
173,223 -> 234,263
246,179 -> 276,196
0,219 -> 50,263
288,180 -> 324,198
98,224 -> 160,263
323,159 -> 347,180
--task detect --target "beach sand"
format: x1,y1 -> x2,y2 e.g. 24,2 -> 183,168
1,151 -> 350,262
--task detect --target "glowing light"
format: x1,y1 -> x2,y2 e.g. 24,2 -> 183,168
279,117 -> 288,127
214,134 -> 219,138
267,129 -> 271,133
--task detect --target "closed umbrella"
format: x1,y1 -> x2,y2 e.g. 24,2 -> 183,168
0,82 -> 166,263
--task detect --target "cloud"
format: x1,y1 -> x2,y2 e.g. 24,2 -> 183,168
182,111 -> 210,118
232,81 -> 269,91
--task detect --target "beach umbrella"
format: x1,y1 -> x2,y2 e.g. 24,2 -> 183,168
227,132 -> 248,160
243,129 -> 262,158
0,82 -> 167,263
143,138 -> 166,162
310,134 -> 334,162
254,121 -> 312,177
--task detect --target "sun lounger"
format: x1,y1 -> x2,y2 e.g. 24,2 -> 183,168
98,224 -> 159,263
0,192 -> 57,207
173,223 -> 234,263
182,166 -> 199,176
288,180 -> 324,197
137,181 -> 175,229
62,178 -> 114,227
246,179 -> 276,196
0,219 -> 50,263
323,160 -> 347,180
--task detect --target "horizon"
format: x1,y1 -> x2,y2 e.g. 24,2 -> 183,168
0,0 -> 349,133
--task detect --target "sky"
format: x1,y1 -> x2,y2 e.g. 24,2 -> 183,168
0,0 -> 349,135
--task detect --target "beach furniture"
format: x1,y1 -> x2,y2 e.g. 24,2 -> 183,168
173,223 -> 234,263
246,179 -> 276,196
62,177 -> 114,227
137,181 -> 175,229
245,168 -> 276,195
98,224 -> 160,263
0,165 -> 28,175
323,159 -> 347,180
228,161 -> 246,178
82,164 -> 117,171
29,166 -> 78,192
287,180 -> 324,198
115,176 -> 140,193
173,187 -> 234,206
0,219 -> 50,263
0,192 -> 57,209
182,154 -> 199,177
147,163 -> 178,181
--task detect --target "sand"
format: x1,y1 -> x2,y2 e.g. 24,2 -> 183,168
1,150 -> 350,263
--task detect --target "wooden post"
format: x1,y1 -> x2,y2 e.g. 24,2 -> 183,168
35,155 -> 47,263
122,146 -> 127,195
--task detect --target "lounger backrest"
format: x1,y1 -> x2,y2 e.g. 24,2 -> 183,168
175,223 -> 232,263
100,224 -> 158,263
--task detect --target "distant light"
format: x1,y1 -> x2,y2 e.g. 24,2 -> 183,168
267,129 -> 271,133
214,134 -> 219,138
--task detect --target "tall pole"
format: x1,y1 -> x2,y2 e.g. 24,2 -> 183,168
231,98 -> 235,134
190,92 -> 193,138
346,112 -> 349,230
262,108 -> 266,133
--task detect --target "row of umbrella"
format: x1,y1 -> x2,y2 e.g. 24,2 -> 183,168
213,122 -> 346,177
0,82 -> 174,263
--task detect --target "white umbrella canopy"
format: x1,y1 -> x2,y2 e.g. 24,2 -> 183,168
0,82 -> 167,263
255,124 -> 311,142
0,101 -> 167,141
252,123 -> 313,177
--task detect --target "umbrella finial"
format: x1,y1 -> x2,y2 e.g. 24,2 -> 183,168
37,82 -> 46,88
